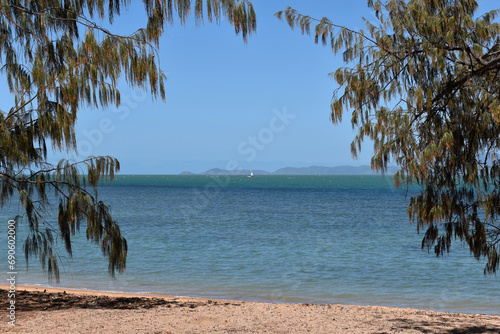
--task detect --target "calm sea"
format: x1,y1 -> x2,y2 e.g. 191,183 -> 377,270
1,175 -> 499,315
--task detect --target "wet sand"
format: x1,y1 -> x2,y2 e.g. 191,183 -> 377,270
1,285 -> 499,333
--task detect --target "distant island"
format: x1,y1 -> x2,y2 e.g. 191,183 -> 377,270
180,165 -> 398,176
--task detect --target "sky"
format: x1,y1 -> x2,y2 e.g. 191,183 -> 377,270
3,0 -> 500,174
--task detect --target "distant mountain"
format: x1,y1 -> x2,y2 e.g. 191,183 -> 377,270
180,168 -> 270,176
180,165 -> 398,176
179,171 -> 197,175
273,165 -> 398,175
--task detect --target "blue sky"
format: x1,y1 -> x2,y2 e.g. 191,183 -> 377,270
92,0 -> 377,174
4,0 -> 500,174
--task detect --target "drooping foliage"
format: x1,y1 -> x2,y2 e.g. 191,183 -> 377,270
277,0 -> 500,273
0,0 -> 256,282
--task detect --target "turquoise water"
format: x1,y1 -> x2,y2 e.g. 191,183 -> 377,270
1,175 -> 499,315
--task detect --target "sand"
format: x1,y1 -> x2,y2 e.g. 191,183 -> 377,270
0,285 -> 499,333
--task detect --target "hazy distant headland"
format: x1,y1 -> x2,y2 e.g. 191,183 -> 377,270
180,165 -> 398,176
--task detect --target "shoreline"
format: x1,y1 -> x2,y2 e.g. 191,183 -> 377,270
6,283 -> 499,316
4,284 -> 500,314
0,284 -> 230,303
1,285 -> 500,333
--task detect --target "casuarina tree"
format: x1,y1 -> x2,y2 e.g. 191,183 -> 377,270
0,0 -> 256,281
277,0 -> 500,273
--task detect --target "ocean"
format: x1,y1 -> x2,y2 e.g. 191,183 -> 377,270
1,175 -> 499,315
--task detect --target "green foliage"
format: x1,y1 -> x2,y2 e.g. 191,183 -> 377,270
277,0 -> 500,273
0,0 -> 256,282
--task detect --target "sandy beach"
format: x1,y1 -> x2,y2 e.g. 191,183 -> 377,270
0,285 -> 499,333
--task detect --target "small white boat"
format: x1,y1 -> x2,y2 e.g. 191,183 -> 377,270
248,170 -> 253,178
